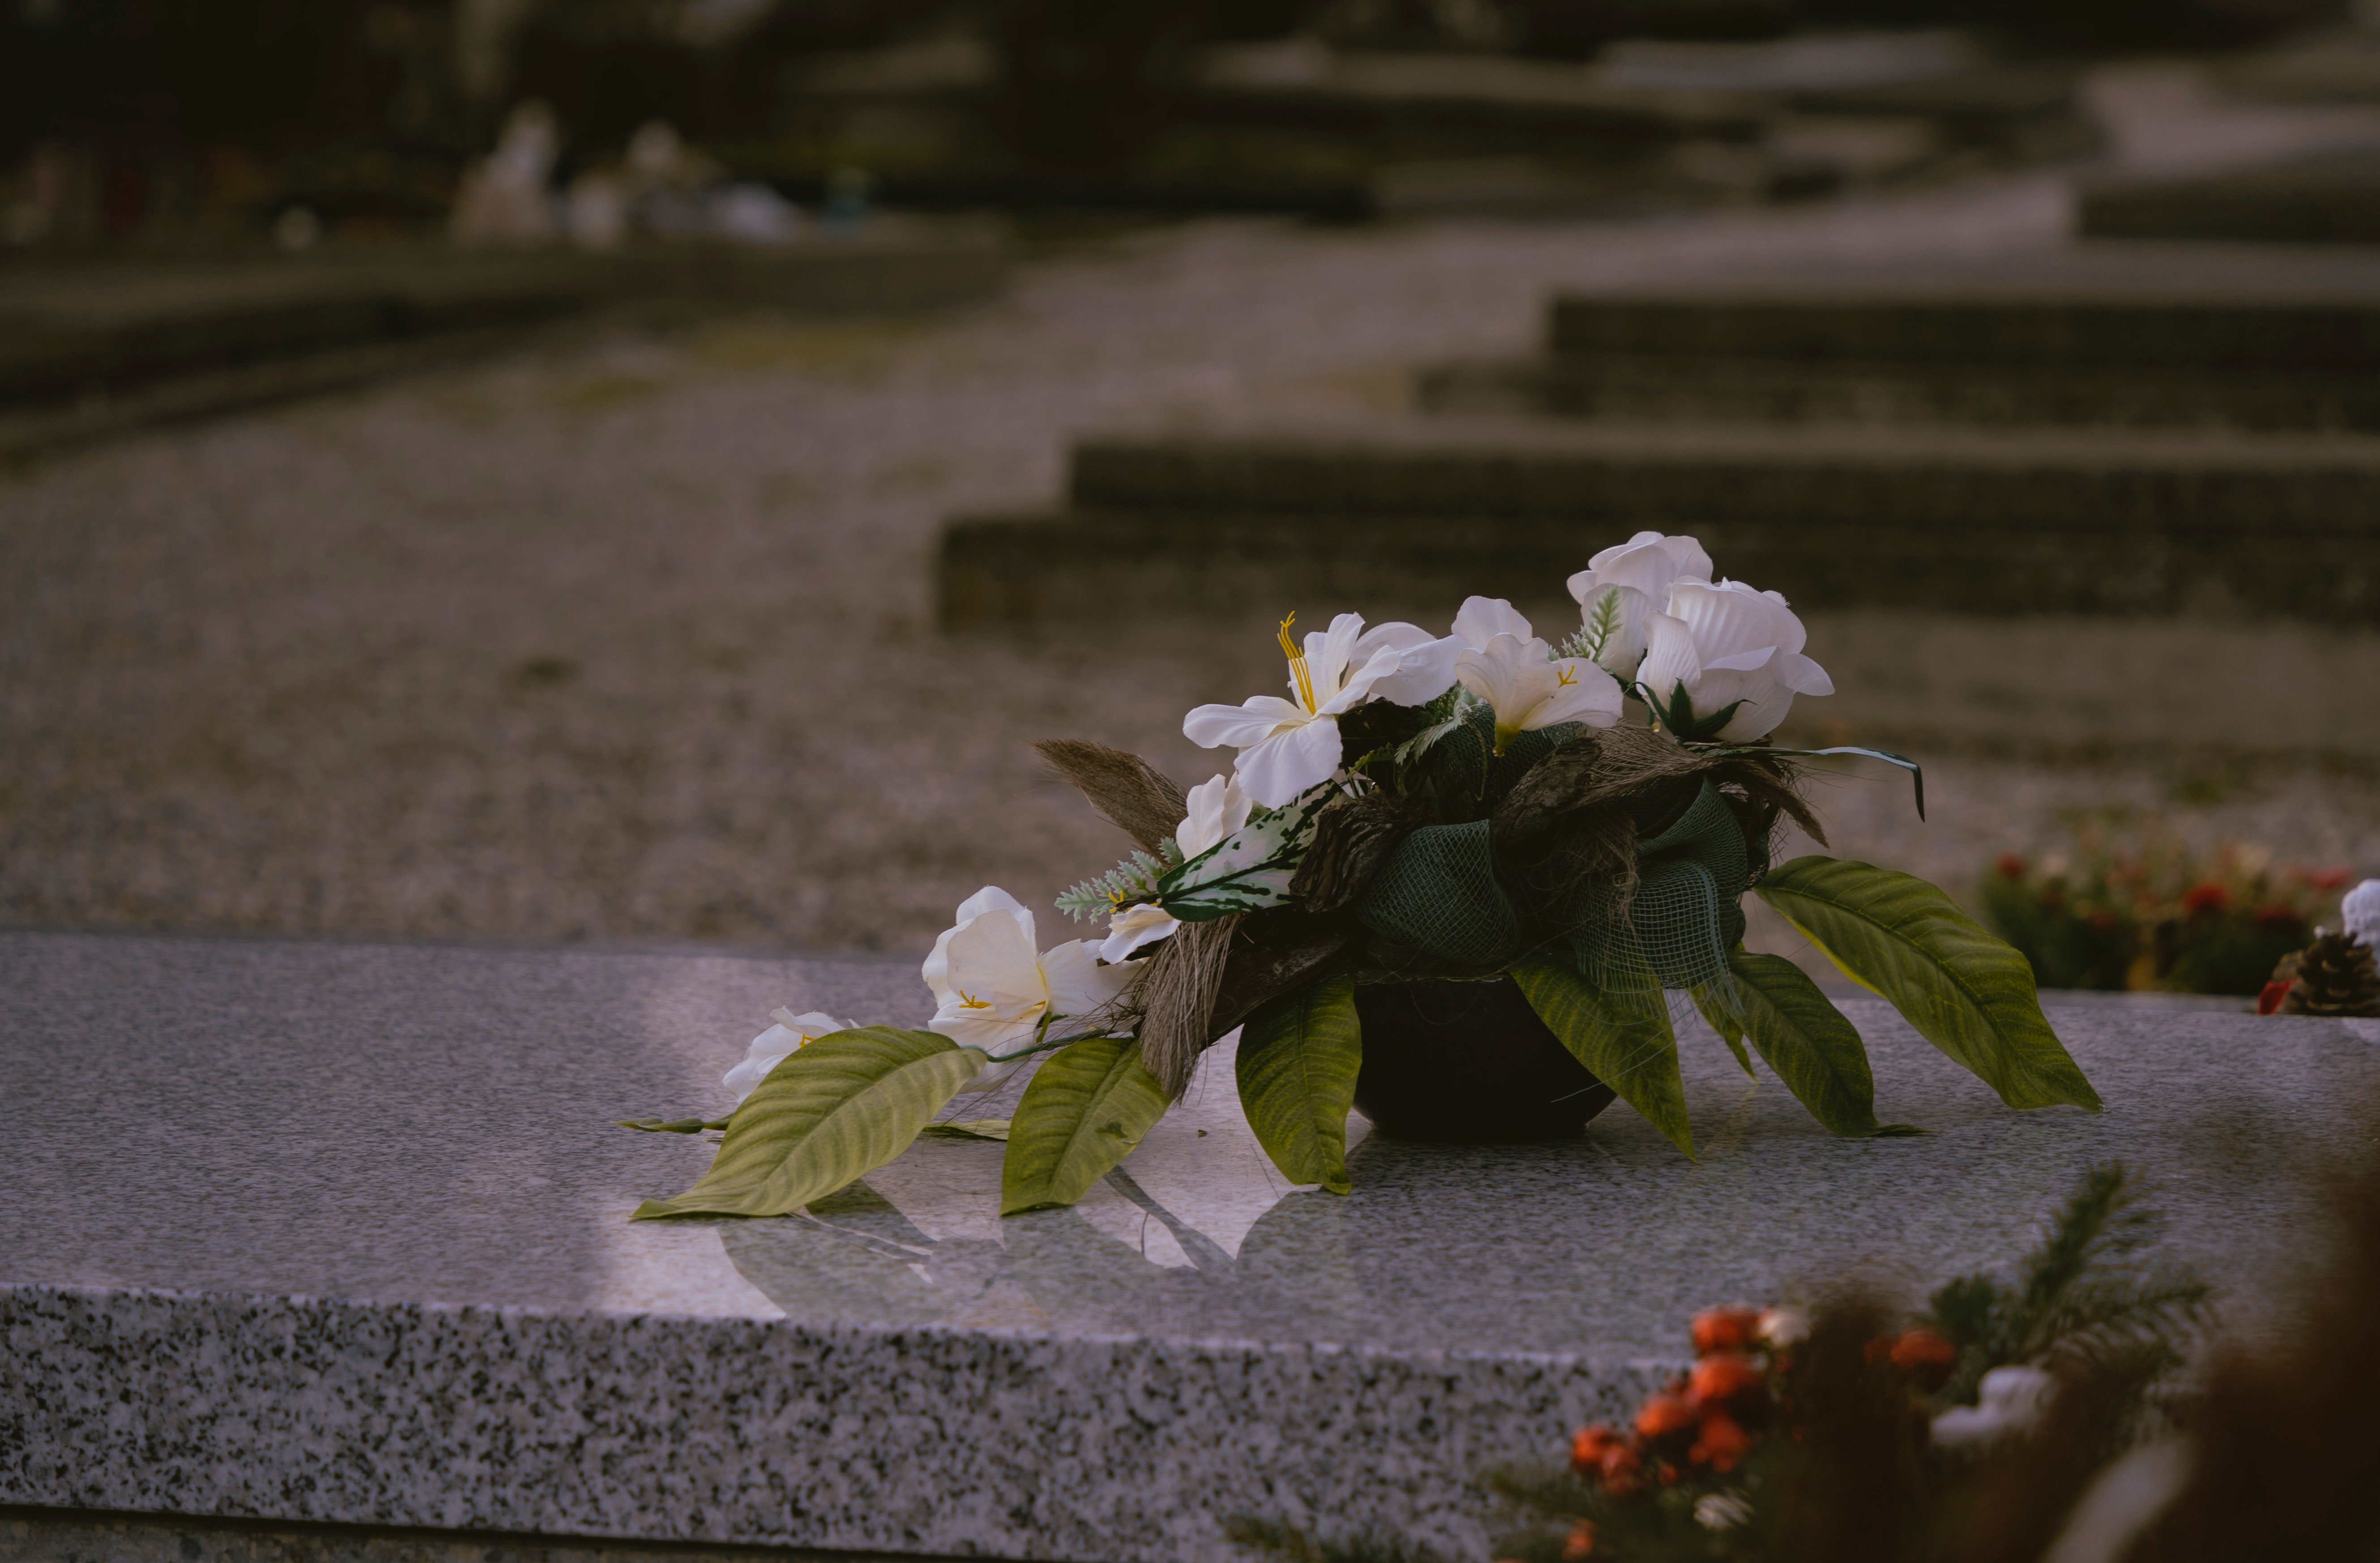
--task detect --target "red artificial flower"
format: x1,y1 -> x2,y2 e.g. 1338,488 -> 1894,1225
1600,1444 -> 1644,1496
1688,1353 -> 1765,1408
1570,1425 -> 1622,1476
2182,882 -> 2231,917
2301,867 -> 2351,892
1657,1460 -> 1681,1487
2253,904 -> 2308,933
1886,1328 -> 1958,1388
1562,1520 -> 1598,1561
1691,1306 -> 1762,1356
1689,1412 -> 1753,1472
2259,979 -> 2295,1017
1996,853 -> 2028,879
1636,1393 -> 1700,1441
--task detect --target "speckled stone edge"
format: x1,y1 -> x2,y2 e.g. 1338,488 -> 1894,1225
0,1285 -> 1663,1563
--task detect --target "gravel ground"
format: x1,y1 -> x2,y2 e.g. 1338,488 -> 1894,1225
6,171 -> 2378,970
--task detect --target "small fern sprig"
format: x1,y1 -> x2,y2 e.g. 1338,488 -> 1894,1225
1557,585 -> 1626,666
1056,839 -> 1183,922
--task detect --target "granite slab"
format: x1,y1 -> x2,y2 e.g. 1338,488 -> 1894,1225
3,929 -> 2376,1562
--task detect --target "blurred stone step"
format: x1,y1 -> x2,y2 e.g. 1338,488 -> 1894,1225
2078,147 -> 2380,245
1417,352 -> 2380,430
0,224 -> 1009,452
1418,245 -> 2380,429
940,421 -> 2380,630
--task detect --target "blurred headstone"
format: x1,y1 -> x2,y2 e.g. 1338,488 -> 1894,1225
450,101 -> 561,246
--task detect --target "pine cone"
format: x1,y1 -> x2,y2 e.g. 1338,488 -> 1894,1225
2282,931 -> 2380,1018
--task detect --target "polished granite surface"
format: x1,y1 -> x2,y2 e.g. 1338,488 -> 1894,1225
4,929 -> 2376,1561
3,929 -> 2374,1359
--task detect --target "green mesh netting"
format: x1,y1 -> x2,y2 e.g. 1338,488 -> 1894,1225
1355,774 -> 1755,989
1570,779 -> 1749,992
1357,818 -> 1523,973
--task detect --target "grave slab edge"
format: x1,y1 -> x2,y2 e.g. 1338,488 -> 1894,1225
0,1282 -> 1662,1563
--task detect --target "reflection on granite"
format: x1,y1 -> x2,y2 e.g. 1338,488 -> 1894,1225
4,930 -> 2378,1563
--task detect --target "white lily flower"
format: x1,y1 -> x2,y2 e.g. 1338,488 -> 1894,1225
1099,901 -> 1181,965
1931,1364 -> 2058,1449
1183,612 -> 1453,808
923,888 -> 1133,1076
1448,597 -> 1624,754
723,1008 -> 859,1104
1637,579 -> 1833,742
1096,773 -> 1258,965
1567,531 -> 1714,678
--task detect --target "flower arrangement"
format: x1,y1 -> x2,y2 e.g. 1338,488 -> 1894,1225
625,532 -> 2100,1221
1981,822 -> 2356,997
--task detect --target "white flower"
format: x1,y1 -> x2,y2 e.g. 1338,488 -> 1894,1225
1183,613 -> 1456,808
723,1008 -> 858,1103
1930,1364 -> 2058,1449
1095,774 -> 1257,965
1448,597 -> 1624,754
1695,1491 -> 1753,1531
1756,1306 -> 1809,1348
923,887 -> 1133,1067
1567,531 -> 1713,678
2344,879 -> 2380,947
1176,772 -> 1254,859
1636,579 -> 1833,742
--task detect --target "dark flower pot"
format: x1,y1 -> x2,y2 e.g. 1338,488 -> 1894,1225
1352,977 -> 1618,1144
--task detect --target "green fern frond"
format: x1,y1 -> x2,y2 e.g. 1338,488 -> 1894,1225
1056,840 -> 1183,922
1559,586 -> 1626,666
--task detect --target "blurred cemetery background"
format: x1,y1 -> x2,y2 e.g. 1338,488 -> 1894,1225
5,0 -> 2380,989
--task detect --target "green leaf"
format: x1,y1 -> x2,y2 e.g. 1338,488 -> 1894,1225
1721,949 -> 1889,1136
1689,983 -> 1755,1077
1000,1037 -> 1172,1214
1754,856 -> 2102,1113
1510,960 -> 1694,1158
616,1115 -> 726,1133
920,1117 -> 1011,1141
632,1027 -> 985,1219
1235,975 -> 1363,1195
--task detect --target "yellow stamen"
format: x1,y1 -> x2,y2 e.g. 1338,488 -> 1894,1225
1277,612 -> 1317,713
1556,666 -> 1577,686
956,990 -> 993,1010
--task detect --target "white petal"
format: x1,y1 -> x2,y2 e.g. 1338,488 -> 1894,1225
1697,665 -> 1791,741
1776,650 -> 1834,696
1362,632 -> 1462,706
1636,612 -> 1701,706
929,906 -> 1048,1019
1099,903 -> 1181,963
1658,533 -> 1715,581
1040,938 -> 1135,1022
1183,696 -> 1304,750
1667,579 -> 1788,664
1452,595 -> 1534,650
1235,714 -> 1343,807
953,886 -> 1029,924
1526,659 -> 1626,729
929,1007 -> 1043,1055
1303,613 -> 1369,704
772,1009 -> 855,1037
1592,539 -> 1695,601
1587,529 -> 1668,572
1175,774 -> 1232,857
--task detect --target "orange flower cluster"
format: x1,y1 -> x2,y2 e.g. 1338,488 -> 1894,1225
1865,1325 -> 1957,1391
1566,1306 -> 1796,1506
